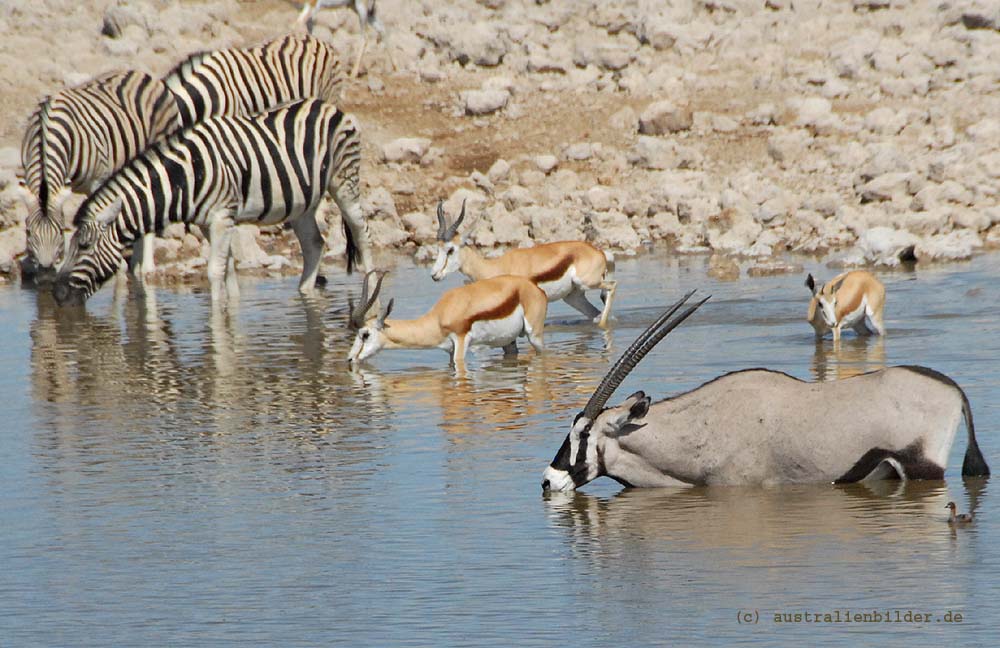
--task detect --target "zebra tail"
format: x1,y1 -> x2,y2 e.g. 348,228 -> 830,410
343,218 -> 360,275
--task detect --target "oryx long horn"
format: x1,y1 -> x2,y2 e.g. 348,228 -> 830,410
436,199 -> 467,241
581,291 -> 710,420
349,270 -> 386,329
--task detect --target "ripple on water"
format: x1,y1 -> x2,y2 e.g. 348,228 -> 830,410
4,251 -> 1000,645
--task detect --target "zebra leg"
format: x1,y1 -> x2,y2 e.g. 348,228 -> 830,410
207,214 -> 237,303
291,212 -> 325,294
331,180 -> 373,274
129,233 -> 157,277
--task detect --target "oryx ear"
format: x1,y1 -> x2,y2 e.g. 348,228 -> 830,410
95,198 -> 123,228
805,273 -> 816,294
628,395 -> 649,422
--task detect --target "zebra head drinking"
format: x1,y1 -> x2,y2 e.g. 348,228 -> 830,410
20,71 -> 179,284
53,98 -> 371,306
542,292 -> 989,491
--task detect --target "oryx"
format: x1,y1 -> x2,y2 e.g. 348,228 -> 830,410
542,291 -> 989,491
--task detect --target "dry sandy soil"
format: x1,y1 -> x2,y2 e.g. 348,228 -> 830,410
2,0 -> 1000,282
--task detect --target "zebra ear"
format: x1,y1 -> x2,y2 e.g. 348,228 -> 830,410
95,198 -> 123,228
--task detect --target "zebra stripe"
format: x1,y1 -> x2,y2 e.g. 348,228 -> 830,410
20,71 -> 179,274
163,33 -> 343,129
54,99 -> 369,304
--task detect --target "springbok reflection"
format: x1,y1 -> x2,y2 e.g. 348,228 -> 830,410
810,335 -> 886,382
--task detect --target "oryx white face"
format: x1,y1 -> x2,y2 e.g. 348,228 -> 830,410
430,240 -> 461,281
542,391 -> 651,492
347,323 -> 386,365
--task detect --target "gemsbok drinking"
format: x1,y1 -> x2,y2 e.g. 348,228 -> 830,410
806,270 -> 885,341
430,201 -> 617,328
541,291 -> 989,492
347,270 -> 547,369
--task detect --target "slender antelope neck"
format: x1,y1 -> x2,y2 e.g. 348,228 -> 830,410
380,313 -> 447,349
458,245 -> 503,280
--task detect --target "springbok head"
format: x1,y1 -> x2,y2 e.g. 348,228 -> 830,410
542,291 -> 710,492
430,199 -> 466,281
804,273 -> 837,330
347,270 -> 394,365
52,197 -> 125,306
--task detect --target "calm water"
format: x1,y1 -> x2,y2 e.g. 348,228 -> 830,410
2,250 -> 999,646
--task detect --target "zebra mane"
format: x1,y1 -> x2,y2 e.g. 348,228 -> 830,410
163,49 -> 212,85
34,97 -> 53,218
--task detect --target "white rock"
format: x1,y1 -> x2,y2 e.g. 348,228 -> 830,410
380,138 -> 432,164
534,155 -> 558,174
639,100 -> 693,135
916,230 -> 982,261
857,226 -> 920,265
562,143 -> 595,161
488,159 -> 511,183
462,89 -> 509,115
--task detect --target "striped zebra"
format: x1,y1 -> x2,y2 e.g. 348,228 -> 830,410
53,99 -> 369,306
19,70 -> 179,282
162,33 -> 343,128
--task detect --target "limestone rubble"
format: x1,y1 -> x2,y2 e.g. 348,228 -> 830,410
2,0 -> 999,283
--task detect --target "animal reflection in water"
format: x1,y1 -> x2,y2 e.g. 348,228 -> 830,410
543,480 -> 952,555
542,291 -> 990,492
352,335 -> 612,437
811,335 -> 886,383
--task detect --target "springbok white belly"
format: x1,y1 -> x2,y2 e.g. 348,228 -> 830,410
838,295 -> 868,329
467,306 -> 525,348
536,267 -> 578,302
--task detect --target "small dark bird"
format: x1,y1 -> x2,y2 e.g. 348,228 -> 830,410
946,501 -> 974,525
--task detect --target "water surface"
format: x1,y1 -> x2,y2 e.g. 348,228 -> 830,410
2,250 -> 999,645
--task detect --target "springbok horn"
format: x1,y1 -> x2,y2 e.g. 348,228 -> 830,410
436,199 -> 468,241
581,291 -> 710,420
349,270 -> 386,329
446,199 -> 467,240
436,201 -> 448,241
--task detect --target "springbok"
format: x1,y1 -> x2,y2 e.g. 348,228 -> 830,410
347,270 -> 547,369
295,0 -> 396,77
541,291 -> 989,492
806,270 -> 885,341
431,201 -> 617,328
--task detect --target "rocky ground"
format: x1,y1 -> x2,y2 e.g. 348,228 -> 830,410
2,0 -> 1000,284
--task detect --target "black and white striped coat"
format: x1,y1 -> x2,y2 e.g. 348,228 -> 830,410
163,33 -> 343,128
20,71 -> 179,279
53,99 -> 366,305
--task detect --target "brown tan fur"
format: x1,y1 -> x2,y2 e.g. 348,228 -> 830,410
807,270 -> 886,341
433,236 -> 617,328
350,275 -> 547,369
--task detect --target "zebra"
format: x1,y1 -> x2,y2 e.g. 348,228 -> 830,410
162,33 -> 343,128
162,33 -> 347,284
19,70 -> 180,283
52,99 -> 370,306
